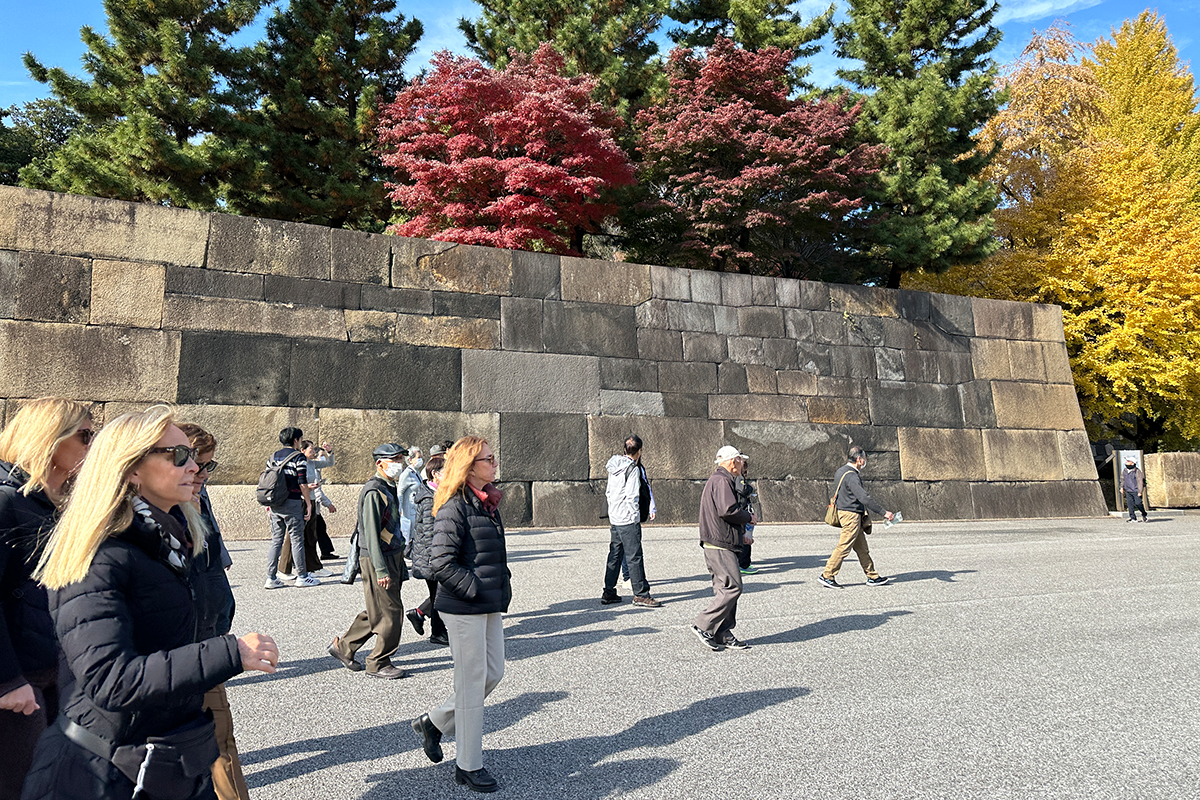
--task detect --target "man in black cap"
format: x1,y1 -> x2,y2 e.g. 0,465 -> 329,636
328,443 -> 411,679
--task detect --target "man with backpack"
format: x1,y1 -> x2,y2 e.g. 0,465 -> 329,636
601,435 -> 661,608
261,427 -> 317,589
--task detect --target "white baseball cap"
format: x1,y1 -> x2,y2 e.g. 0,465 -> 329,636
714,445 -> 748,463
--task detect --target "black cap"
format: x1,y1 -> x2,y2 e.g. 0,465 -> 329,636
372,442 -> 407,460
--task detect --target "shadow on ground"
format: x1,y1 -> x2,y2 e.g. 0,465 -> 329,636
752,610 -> 913,647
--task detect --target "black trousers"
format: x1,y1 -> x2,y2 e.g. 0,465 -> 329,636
313,513 -> 336,557
417,579 -> 447,637
604,523 -> 650,597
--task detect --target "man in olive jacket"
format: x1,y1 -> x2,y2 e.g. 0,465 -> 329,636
328,443 -> 410,679
692,445 -> 755,652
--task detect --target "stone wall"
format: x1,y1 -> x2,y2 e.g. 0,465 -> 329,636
1145,453 -> 1200,508
0,186 -> 1106,534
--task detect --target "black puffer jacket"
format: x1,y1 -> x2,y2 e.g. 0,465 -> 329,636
431,486 -> 511,615
20,504 -> 242,800
408,481 -> 436,581
0,460 -> 58,695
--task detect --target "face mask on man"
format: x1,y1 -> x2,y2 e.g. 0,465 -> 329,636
383,461 -> 405,480
408,457 -> 424,474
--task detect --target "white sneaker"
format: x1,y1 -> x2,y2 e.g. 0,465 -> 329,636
264,577 -> 286,589
294,574 -> 320,587
278,571 -> 296,580
312,568 -> 334,577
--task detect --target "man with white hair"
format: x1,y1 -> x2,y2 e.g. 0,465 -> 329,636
692,445 -> 755,652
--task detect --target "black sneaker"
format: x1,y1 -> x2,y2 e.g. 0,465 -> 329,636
406,608 -> 426,636
866,576 -> 890,586
721,635 -> 751,651
600,591 -> 622,605
691,625 -> 724,651
817,574 -> 842,589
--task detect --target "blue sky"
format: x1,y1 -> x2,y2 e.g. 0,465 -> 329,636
1,1 -> 1195,108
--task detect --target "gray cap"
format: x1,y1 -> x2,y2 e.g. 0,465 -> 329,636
428,443 -> 449,457
372,442 -> 407,460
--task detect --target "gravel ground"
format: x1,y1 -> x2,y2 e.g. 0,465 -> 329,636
221,513 -> 1200,799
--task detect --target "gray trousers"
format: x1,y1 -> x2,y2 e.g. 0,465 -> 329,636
267,498 -> 306,579
428,612 -> 505,771
694,546 -> 742,641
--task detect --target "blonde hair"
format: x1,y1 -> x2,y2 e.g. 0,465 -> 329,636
432,436 -> 487,516
37,405 -> 203,590
0,397 -> 92,500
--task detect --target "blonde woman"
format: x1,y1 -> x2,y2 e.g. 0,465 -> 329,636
0,398 -> 92,800
411,436 -> 510,794
21,407 -> 278,800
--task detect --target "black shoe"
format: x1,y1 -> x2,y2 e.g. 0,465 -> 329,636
817,574 -> 842,589
429,633 -> 450,646
691,624 -> 724,651
367,665 -> 409,679
406,608 -> 426,636
600,591 -> 622,605
721,634 -> 751,651
866,576 -> 890,586
321,552 -> 338,560
411,714 -> 443,763
339,577 -> 355,585
454,766 -> 498,793
327,638 -> 363,671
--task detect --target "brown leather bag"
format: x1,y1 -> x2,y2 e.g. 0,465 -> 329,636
824,472 -> 850,527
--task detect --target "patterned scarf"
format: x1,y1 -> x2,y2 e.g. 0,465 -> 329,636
131,496 -> 192,574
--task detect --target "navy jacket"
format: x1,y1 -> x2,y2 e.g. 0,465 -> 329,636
431,487 -> 511,615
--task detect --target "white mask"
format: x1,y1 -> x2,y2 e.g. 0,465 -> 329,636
383,461 -> 404,480
409,457 -> 424,473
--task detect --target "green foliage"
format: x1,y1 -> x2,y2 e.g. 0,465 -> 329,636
835,0 -> 1004,287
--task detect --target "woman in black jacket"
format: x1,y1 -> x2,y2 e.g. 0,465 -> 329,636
0,398 -> 93,800
21,406 -> 278,800
405,451 -> 448,646
411,436 -> 510,794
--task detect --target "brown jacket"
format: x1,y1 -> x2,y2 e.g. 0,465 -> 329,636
698,467 -> 751,550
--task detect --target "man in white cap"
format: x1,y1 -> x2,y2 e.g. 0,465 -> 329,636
692,445 -> 755,651
1121,456 -> 1148,522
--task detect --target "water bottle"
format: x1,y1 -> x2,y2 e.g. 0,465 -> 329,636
884,511 -> 904,529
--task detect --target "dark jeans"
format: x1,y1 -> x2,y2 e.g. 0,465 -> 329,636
0,667 -> 57,800
738,542 -> 753,570
314,512 -> 336,557
417,579 -> 447,638
604,522 -> 650,597
267,498 -> 306,579
1125,492 -> 1148,520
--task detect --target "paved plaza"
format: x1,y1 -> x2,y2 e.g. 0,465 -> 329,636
221,513 -> 1199,799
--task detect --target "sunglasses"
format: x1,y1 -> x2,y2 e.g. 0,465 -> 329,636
147,445 -> 199,467
473,454 -> 496,465
76,428 -> 96,446
197,460 -> 219,474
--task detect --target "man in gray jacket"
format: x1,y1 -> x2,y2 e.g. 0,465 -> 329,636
1122,456 -> 1149,522
602,435 -> 661,608
819,446 -> 894,589
692,445 -> 755,651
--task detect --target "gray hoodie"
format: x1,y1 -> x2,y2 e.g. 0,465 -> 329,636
605,454 -> 656,526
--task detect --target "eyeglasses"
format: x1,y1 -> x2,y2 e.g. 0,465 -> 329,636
76,429 -> 96,446
473,454 -> 496,465
147,445 -> 198,467
197,460 -> 219,474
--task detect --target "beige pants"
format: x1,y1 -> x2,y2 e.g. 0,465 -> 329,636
428,612 -> 506,771
202,683 -> 250,800
823,511 -> 879,580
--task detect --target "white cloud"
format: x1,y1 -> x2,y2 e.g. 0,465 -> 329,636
994,0 -> 1104,26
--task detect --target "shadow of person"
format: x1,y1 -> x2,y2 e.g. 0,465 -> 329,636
507,547 -> 583,563
362,687 -> 809,799
751,610 -> 913,646
749,555 -> 830,573
887,569 -> 977,584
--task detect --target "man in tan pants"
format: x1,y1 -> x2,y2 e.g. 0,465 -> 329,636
819,446 -> 894,589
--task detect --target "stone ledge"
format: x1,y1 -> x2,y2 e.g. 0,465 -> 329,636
708,394 -> 807,422
162,295 -> 347,340
561,256 -> 651,305
208,213 -> 330,279
393,239 -> 513,296
394,313 -> 500,350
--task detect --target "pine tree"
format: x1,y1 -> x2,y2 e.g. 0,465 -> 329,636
835,0 -> 1004,287
22,0 -> 261,208
223,0 -> 422,229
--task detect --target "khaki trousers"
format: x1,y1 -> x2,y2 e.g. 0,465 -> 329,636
338,554 -> 405,672
428,612 -> 506,771
202,683 -> 250,800
823,511 -> 879,579
694,546 -> 742,640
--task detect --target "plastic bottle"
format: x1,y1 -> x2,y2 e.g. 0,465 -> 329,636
884,511 -> 904,529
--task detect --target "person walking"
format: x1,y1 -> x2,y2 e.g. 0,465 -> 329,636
736,469 -> 760,575
328,443 -> 410,679
306,441 -> 339,559
818,446 -> 895,589
1121,456 -> 1149,523
0,398 -> 92,800
411,436 -> 510,794
264,427 -> 317,589
341,444 -> 408,585
692,445 -> 755,652
600,435 -> 661,608
405,449 -> 449,646
22,406 -> 278,800
276,441 -> 332,579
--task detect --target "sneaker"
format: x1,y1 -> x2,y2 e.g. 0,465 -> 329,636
691,625 -> 724,651
817,574 -> 842,589
1126,518 -> 1136,523
278,571 -> 296,580
721,634 -> 751,651
294,574 -> 320,587
740,565 -> 759,575
600,591 -> 622,605
632,595 -> 662,608
312,568 -> 334,577
866,576 -> 890,586
264,577 -> 286,590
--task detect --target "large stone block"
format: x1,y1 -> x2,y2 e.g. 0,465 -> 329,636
495,481 -> 532,527
666,300 -> 716,333
587,415 -> 724,480
1032,303 -> 1065,342
662,393 -> 709,417
500,296 -> 543,352
903,350 -> 973,384
897,289 -> 932,322
392,239 -> 513,296
264,275 -> 360,309
723,421 -> 855,480
165,266 -> 264,300
646,479 -> 707,525
912,320 -> 970,353
682,332 -> 727,363
599,390 -> 665,416
1058,430 -> 1098,480
982,429 -> 1064,481
783,309 -> 814,342
463,351 -> 599,414
728,336 -> 765,365
690,270 -> 722,304
811,311 -> 847,345
807,397 -> 870,425
829,284 -> 899,318
795,342 -> 832,376
432,291 -> 501,320
0,321 -> 179,401
498,412 -> 590,481
875,347 -> 905,381
915,481 -> 974,520
637,328 -> 682,361
970,339 -> 1011,381
838,424 -> 899,452
737,307 -> 785,338
345,310 -> 396,343
972,296 -> 1034,340
718,362 -> 749,394
970,480 -> 1106,519
776,371 -> 817,395
751,275 -> 778,306
959,381 -> 997,428
745,365 -> 777,394
868,381 -> 963,428
848,316 -> 916,350
162,295 -> 346,340
5,187 -> 208,266
294,341 -> 462,411
650,265 -> 691,301
721,272 -> 754,306
867,481 -> 922,518
829,347 -> 876,379
759,336 -> 799,369
658,361 -> 717,394
1006,341 -> 1047,382
318,408 -> 498,484
530,481 -> 606,528
600,358 -> 657,392
360,285 -> 433,315
543,301 -> 637,358
708,394 -> 807,422
394,313 -> 500,350
91,260 -> 165,328
816,376 -> 867,399
177,331 -> 291,405
928,292 -> 975,337
561,256 -> 650,305
897,428 -> 985,481
208,214 -> 330,279
713,305 -> 739,335
1042,342 -> 1075,384
757,479 -> 828,523
0,252 -> 91,323
777,279 -> 829,310
1145,452 -> 1200,507
635,299 -> 669,329
511,251 -> 560,299
330,228 -> 391,285
991,382 -> 1085,430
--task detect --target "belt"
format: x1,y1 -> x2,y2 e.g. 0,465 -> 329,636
59,717 -> 116,761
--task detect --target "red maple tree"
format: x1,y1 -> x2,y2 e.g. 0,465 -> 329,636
629,37 -> 886,277
377,45 -> 634,253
